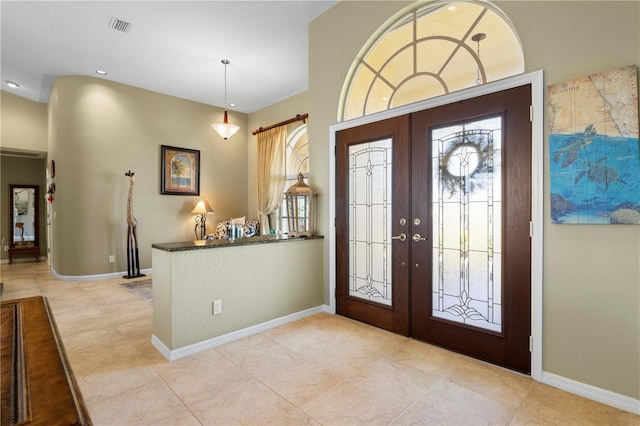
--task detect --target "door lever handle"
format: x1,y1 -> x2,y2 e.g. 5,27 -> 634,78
391,233 -> 407,242
412,233 -> 426,242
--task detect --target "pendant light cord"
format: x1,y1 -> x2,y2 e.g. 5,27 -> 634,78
224,60 -> 227,108
471,33 -> 485,86
222,59 -> 230,109
475,40 -> 481,85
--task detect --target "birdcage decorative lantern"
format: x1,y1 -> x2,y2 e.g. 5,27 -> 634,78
285,173 -> 317,237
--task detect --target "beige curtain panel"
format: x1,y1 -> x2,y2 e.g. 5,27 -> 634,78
257,126 -> 287,234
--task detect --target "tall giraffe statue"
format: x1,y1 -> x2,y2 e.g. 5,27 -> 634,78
124,170 -> 145,278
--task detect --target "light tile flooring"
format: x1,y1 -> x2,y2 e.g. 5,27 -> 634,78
1,262 -> 638,425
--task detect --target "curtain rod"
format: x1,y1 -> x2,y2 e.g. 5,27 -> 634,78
252,113 -> 308,135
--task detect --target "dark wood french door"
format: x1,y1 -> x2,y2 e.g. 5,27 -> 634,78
336,85 -> 532,373
336,115 -> 411,335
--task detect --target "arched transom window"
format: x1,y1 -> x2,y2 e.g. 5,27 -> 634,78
340,1 -> 524,121
285,124 -> 308,177
279,124 -> 309,233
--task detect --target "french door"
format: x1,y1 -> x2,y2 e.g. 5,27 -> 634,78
336,85 -> 532,373
335,115 -> 411,335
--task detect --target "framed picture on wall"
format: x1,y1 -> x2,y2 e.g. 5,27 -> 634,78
548,65 -> 639,224
160,145 -> 200,195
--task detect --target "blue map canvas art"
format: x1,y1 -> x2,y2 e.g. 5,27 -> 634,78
548,65 -> 640,224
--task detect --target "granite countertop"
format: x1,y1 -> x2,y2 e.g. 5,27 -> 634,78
152,234 -> 324,252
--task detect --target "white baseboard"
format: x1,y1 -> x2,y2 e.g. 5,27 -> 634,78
152,305 -> 328,362
542,371 -> 640,415
322,304 -> 333,314
2,258 -> 152,280
1,256 -> 47,265
150,335 -> 172,360
51,267 -> 153,281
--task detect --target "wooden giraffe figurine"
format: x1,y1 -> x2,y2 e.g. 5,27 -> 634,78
124,170 -> 145,278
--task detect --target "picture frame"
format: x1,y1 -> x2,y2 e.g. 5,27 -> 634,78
548,65 -> 639,224
160,145 -> 200,195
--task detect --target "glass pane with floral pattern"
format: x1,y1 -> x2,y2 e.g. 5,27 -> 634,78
431,115 -> 503,332
348,138 -> 393,306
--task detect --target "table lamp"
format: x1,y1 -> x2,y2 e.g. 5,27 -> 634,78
191,199 -> 214,240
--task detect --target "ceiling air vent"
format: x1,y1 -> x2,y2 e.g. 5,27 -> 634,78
109,17 -> 131,33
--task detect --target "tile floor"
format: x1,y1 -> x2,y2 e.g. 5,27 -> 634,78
1,262 -> 638,425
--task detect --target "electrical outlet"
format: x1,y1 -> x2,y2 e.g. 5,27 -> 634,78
3,246 -> 8,252
213,300 -> 222,315
108,255 -> 115,263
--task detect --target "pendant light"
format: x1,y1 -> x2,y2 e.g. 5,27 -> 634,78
471,33 -> 485,86
212,59 -> 240,140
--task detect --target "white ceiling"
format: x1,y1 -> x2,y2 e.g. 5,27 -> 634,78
1,1 -> 337,114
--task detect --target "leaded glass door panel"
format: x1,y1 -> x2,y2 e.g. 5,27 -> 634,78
336,115 -> 411,335
430,117 -> 503,333
411,85 -> 532,373
348,138 -> 393,306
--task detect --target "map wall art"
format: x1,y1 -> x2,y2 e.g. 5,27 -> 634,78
548,65 -> 640,224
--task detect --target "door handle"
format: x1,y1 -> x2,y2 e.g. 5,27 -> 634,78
412,233 -> 426,242
391,233 -> 406,242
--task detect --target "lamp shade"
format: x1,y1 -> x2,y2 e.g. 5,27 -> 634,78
212,123 -> 240,139
212,111 -> 240,140
191,199 -> 215,215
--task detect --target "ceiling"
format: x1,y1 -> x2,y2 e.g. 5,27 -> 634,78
1,1 -> 337,114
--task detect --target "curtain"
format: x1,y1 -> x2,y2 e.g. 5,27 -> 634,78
257,126 -> 287,234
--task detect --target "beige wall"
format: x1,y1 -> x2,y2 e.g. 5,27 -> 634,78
309,1 -> 639,400
48,76 -> 248,276
247,91 -> 308,219
1,91 -> 48,153
153,238 -> 324,351
498,0 -> 640,401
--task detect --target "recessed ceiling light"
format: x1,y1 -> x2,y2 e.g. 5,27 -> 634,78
229,103 -> 237,108
448,5 -> 456,10
6,81 -> 20,88
96,70 -> 108,76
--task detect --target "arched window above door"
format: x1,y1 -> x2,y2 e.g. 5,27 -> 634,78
339,1 -> 524,121
278,123 -> 309,234
285,124 -> 308,177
